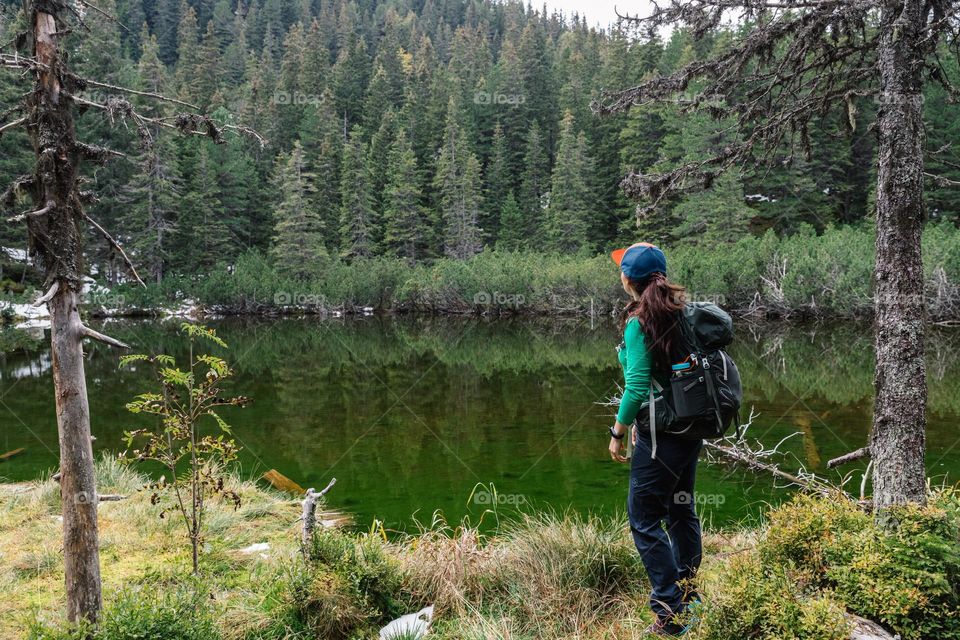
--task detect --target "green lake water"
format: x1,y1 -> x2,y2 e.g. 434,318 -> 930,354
1,316 -> 958,532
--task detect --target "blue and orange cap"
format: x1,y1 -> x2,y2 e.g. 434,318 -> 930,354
611,242 -> 667,281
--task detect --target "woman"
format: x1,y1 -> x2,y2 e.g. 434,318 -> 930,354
607,242 -> 701,637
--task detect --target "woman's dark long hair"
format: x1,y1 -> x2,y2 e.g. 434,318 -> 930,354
619,272 -> 686,370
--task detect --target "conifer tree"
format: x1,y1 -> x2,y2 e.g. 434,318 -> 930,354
339,126 -> 378,259
271,142 -> 327,278
178,143 -> 233,271
174,0 -> 201,104
122,135 -> 179,283
383,128 -> 430,264
483,123 -> 510,240
545,112 -> 594,253
496,191 -> 525,251
300,94 -> 343,253
152,0 -> 181,64
519,121 -> 549,241
434,98 -> 484,259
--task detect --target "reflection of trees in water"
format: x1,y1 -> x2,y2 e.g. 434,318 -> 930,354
4,317 -> 959,523
8,317 -> 960,470
734,322 -> 960,417
8,317 -> 960,417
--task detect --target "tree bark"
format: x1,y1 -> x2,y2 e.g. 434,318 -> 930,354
27,3 -> 103,622
50,287 -> 102,621
872,0 -> 928,507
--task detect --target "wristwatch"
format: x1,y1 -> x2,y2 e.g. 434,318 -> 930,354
609,426 -> 625,440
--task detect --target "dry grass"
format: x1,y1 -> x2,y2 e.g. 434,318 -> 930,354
12,459 -> 905,640
0,456 -> 307,640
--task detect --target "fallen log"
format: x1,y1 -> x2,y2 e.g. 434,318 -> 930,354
262,469 -> 306,495
0,447 -> 25,461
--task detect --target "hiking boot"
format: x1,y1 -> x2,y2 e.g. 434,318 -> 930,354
645,617 -> 688,637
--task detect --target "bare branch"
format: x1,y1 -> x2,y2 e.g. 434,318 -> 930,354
33,280 -> 59,307
827,446 -> 871,469
0,116 -> 27,136
73,141 -> 126,164
75,0 -> 131,33
80,79 -> 199,111
925,171 -> 960,187
80,325 -> 130,350
68,93 -> 268,148
8,199 -> 53,223
81,212 -> 146,288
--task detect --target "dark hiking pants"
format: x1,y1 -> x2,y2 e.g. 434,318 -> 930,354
628,432 -> 703,622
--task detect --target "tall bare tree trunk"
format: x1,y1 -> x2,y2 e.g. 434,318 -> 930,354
50,289 -> 102,621
872,0 -> 927,508
28,3 -> 103,622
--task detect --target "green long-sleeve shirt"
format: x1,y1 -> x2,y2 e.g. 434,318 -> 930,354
617,316 -> 652,425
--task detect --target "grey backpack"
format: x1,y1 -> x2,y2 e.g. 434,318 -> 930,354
635,302 -> 743,458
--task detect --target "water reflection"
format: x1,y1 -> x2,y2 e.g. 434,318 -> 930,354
1,317 -> 957,531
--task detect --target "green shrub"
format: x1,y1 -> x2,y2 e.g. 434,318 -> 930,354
698,552 -> 849,640
826,492 -> 960,640
84,224 -> 960,319
28,585 -> 221,640
758,492 -> 872,587
256,528 -> 409,640
752,491 -> 960,640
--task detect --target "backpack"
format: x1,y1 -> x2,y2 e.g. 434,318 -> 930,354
634,302 -> 743,459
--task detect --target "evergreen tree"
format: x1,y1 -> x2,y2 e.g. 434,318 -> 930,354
271,142 -> 328,278
383,128 -> 430,264
174,0 -> 200,103
151,0 -> 181,64
519,121 -> 549,241
434,98 -> 484,259
332,35 -> 371,128
544,112 -> 594,253
177,142 -> 233,271
483,123 -> 510,241
496,191 -> 525,251
122,135 -> 179,283
339,126 -> 378,259
299,94 -> 343,253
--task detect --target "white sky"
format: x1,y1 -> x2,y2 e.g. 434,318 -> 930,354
539,0 -> 655,29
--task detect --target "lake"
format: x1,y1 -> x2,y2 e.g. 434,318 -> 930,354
1,316 -> 958,532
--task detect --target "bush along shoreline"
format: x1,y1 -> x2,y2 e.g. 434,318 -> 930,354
9,457 -> 960,640
5,223 -> 960,322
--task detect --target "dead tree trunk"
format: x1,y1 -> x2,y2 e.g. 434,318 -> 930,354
872,0 -> 928,507
28,3 -> 102,622
50,288 -> 102,621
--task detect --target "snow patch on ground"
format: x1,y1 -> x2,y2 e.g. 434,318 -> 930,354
1,247 -> 27,262
1,300 -> 51,330
162,299 -> 201,318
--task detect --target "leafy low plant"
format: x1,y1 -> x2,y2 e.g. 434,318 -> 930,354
750,490 -> 960,640
27,584 -> 221,640
120,323 -> 250,574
